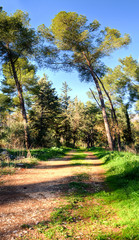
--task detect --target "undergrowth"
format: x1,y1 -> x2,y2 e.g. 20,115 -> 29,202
0,157 -> 38,176
31,146 -> 71,161
0,147 -> 71,176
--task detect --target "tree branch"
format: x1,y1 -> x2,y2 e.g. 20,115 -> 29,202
89,88 -> 101,109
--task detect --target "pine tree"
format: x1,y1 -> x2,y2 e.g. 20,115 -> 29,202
40,11 -> 130,150
29,74 -> 60,147
0,9 -> 38,153
59,82 -> 72,146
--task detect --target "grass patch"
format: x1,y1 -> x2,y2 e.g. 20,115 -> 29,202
71,152 -> 87,166
75,148 -> 87,152
69,181 -> 89,195
71,153 -> 87,160
0,157 -> 38,176
50,206 -> 74,224
0,146 -> 71,161
73,172 -> 90,181
90,147 -> 139,239
32,195 -> 120,240
31,147 -> 71,161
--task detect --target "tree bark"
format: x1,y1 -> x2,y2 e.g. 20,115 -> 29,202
94,72 -> 121,151
125,104 -> 133,144
7,50 -> 31,154
83,52 -> 113,150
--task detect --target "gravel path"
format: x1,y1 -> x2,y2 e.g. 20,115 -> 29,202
0,151 -> 105,240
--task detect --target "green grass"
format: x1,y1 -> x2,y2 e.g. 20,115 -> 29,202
30,146 -> 71,161
73,172 -> 90,181
70,152 -> 87,166
90,147 -> 139,239
71,153 -> 87,160
32,192 -> 120,240
0,146 -> 71,161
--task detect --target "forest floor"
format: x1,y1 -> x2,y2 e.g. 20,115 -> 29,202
0,150 -> 116,240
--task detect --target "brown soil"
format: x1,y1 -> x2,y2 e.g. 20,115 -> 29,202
0,151 -> 106,240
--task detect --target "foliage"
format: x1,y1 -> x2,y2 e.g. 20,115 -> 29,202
0,9 -> 38,151
46,11 -> 131,150
58,81 -> 72,146
2,57 -> 37,108
102,56 -> 139,146
31,146 -> 70,161
0,112 -> 25,149
82,101 -> 103,147
68,97 -> 84,146
29,74 -> 60,147
47,11 -> 130,82
0,9 -> 37,62
0,9 -> 138,151
102,56 -> 139,108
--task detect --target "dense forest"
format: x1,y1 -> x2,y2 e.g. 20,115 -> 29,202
0,9 -> 139,153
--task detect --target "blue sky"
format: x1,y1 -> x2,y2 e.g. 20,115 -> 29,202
1,0 -> 139,102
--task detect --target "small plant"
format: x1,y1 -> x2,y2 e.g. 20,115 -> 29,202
74,172 -> 90,181
21,224 -> 31,229
50,206 -> 74,224
0,167 -> 15,175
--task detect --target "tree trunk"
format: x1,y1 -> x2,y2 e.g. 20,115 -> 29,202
87,134 -> 90,148
38,103 -> 44,147
8,51 -> 31,155
83,52 -> 113,150
125,104 -> 133,144
90,130 -> 94,147
73,134 -> 76,147
94,73 -> 121,151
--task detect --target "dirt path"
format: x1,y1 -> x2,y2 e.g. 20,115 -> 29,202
0,151 -> 106,240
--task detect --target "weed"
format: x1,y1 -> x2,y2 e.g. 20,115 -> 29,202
74,172 -> 90,181
0,167 -> 15,175
50,206 -> 74,224
21,224 -> 31,229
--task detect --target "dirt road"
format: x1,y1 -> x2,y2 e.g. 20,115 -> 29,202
0,151 -> 105,239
